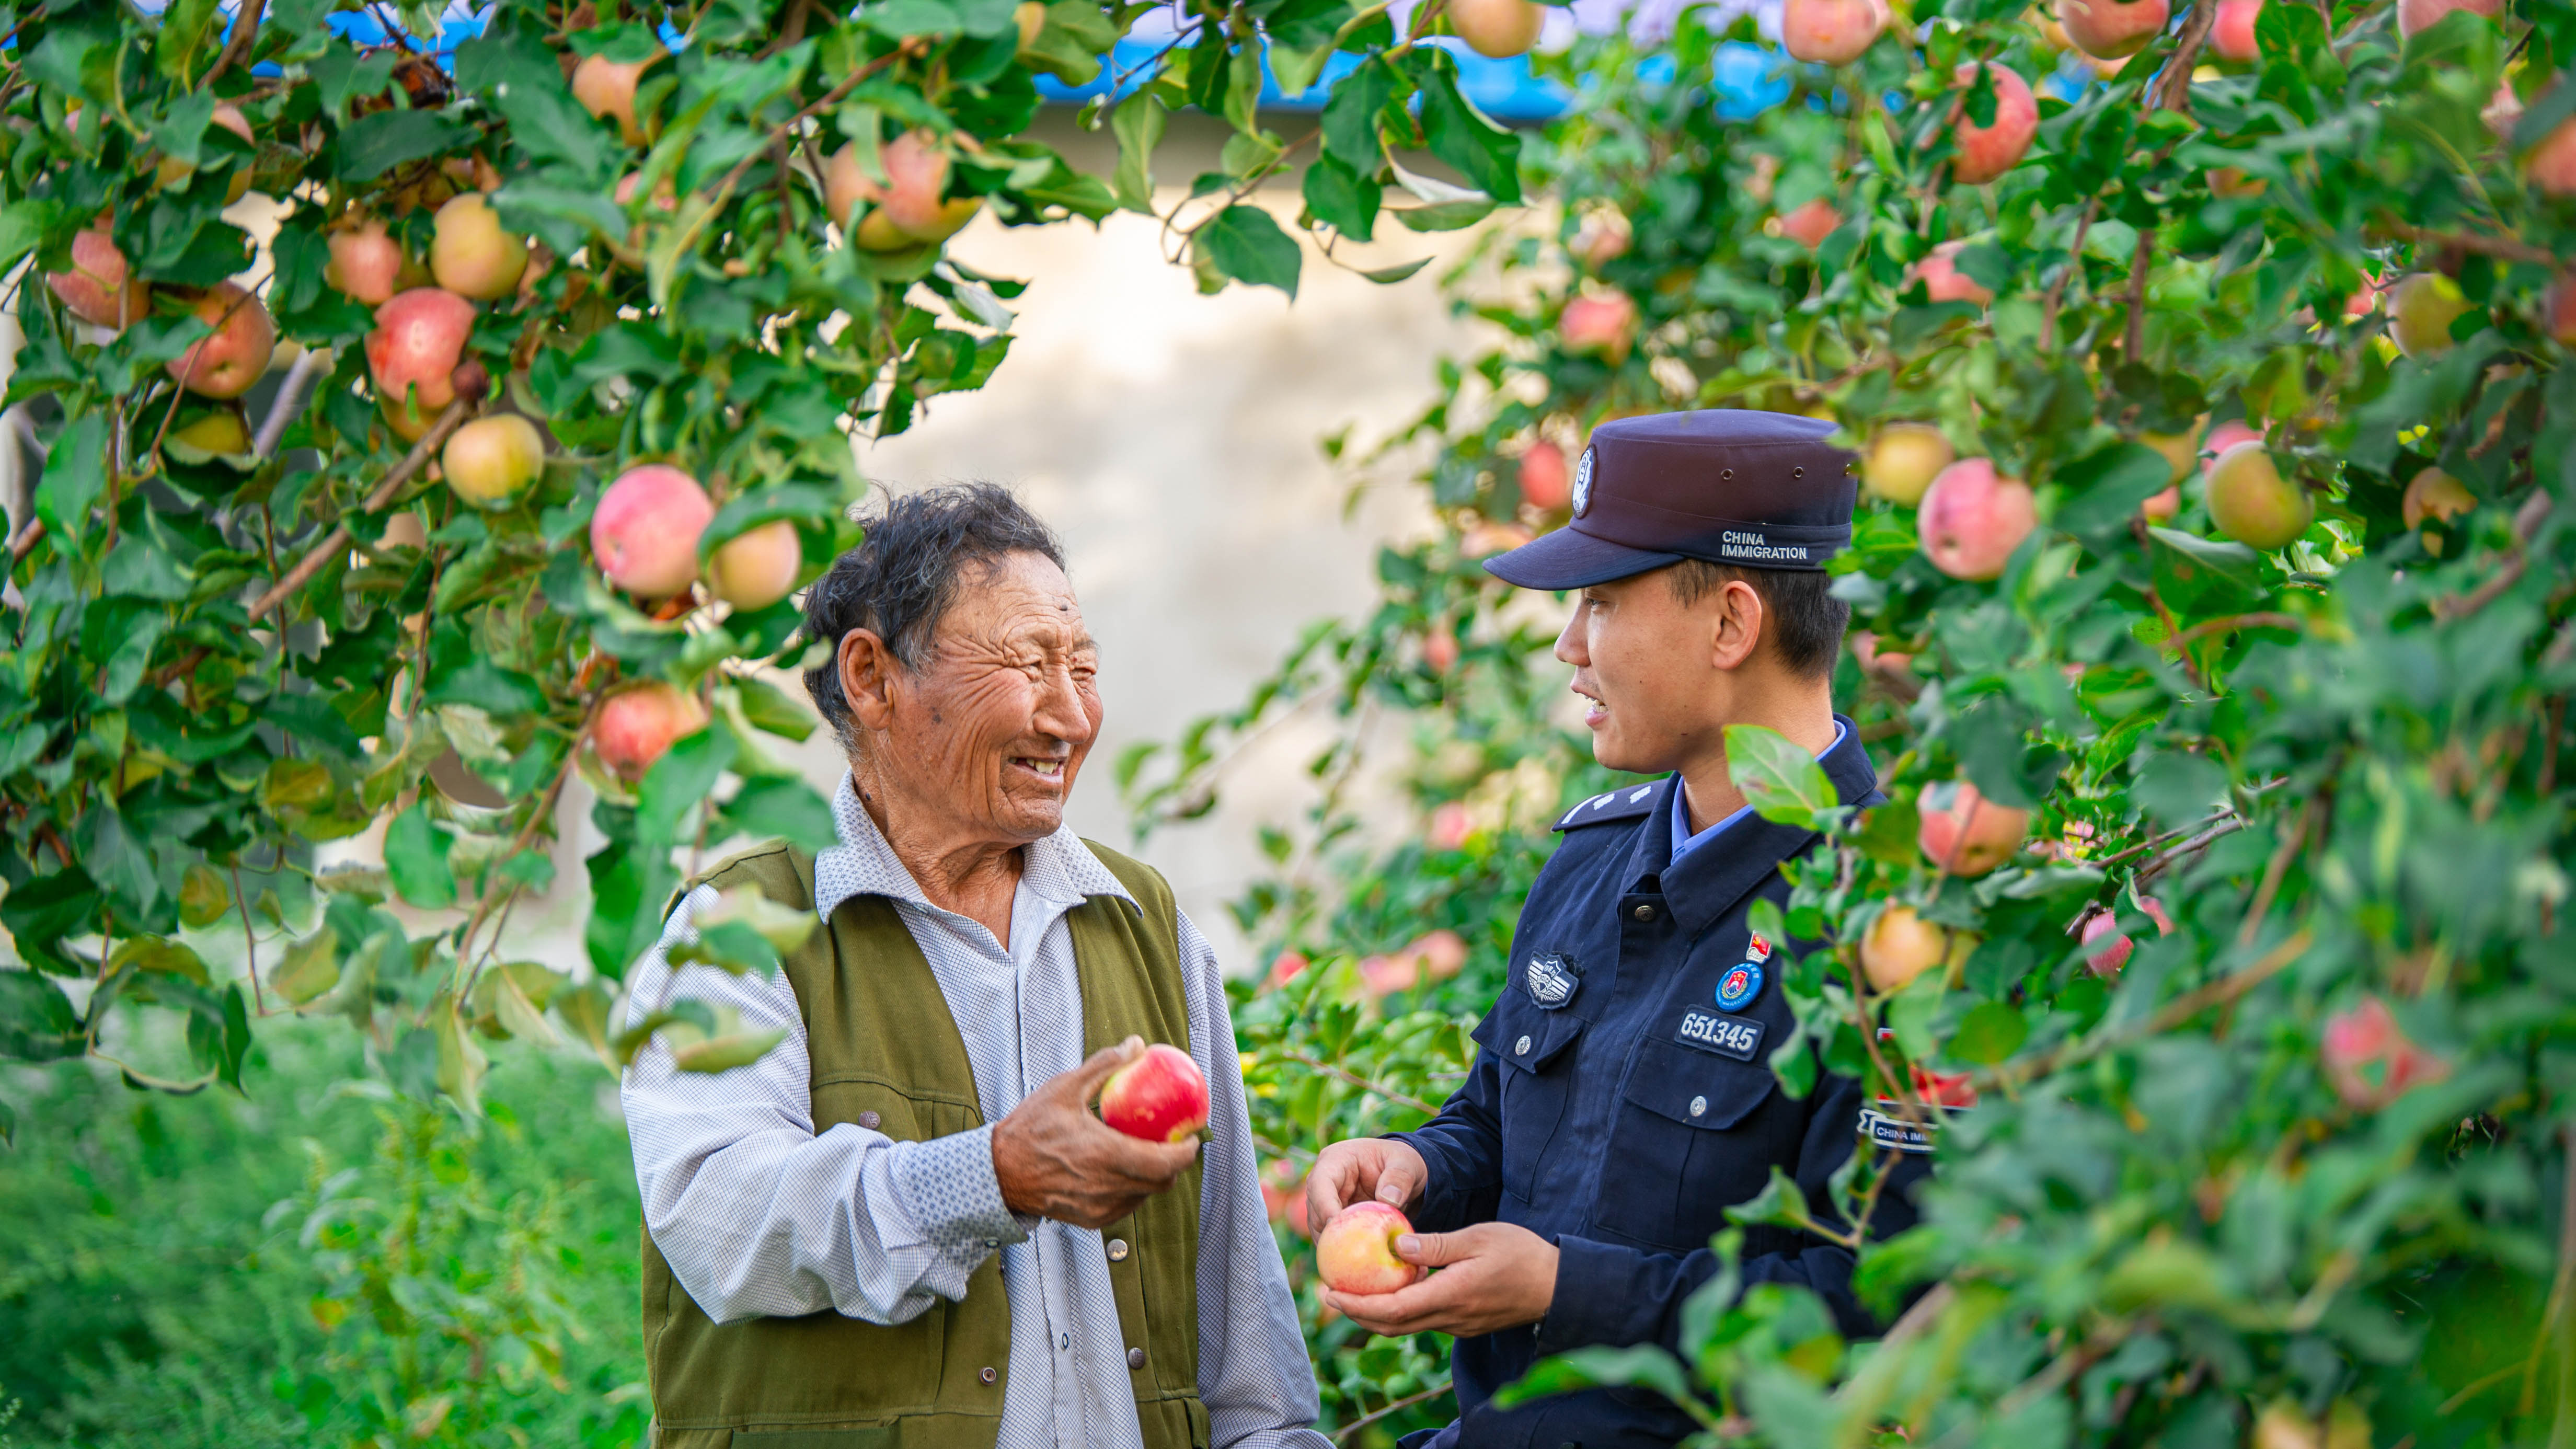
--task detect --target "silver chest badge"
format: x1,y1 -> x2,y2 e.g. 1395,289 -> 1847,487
1524,952 -> 1581,1008
1571,447 -> 1595,517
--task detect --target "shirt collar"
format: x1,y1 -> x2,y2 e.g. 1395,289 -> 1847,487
810,772 -> 1134,925
1629,715 -> 1880,941
1668,715 -> 1850,861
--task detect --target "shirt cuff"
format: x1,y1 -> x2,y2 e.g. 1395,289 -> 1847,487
888,1124 -> 1026,1266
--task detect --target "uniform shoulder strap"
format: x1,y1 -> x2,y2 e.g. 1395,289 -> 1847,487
1553,777 -> 1673,832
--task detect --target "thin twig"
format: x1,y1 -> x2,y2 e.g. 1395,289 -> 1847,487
2435,490 -> 2555,620
2168,611 -> 2302,650
252,347 -> 332,459
1331,1382 -> 1455,1445
2039,198 -> 2099,353
202,0 -> 268,86
242,400 -> 468,624
232,861 -> 266,1016
2236,795 -> 2318,949
2374,220 -> 2560,268
680,49 -> 909,260
2151,0 -> 2218,114
2122,224 -> 2152,361
1278,1052 -> 1441,1117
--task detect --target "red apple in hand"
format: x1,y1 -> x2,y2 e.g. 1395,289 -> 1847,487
1916,780 -> 2029,877
1947,62 -> 2038,185
1317,1200 -> 1421,1294
593,464 -> 716,600
2320,997 -> 2449,1111
594,681 -> 708,781
1917,457 -> 2036,581
1099,1042 -> 1210,1142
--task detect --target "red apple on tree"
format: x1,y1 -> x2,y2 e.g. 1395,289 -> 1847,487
1908,240 -> 1995,306
705,520 -> 805,611
2205,441 -> 2313,550
2209,0 -> 2262,61
1519,440 -> 1572,510
594,681 -> 708,781
442,414 -> 546,510
2055,0 -> 2167,58
326,219 -> 423,307
1776,196 -> 1842,248
1316,1200 -> 1421,1294
1429,802 -> 1473,852
367,287 -> 479,441
2528,116 -> 2576,197
2397,0 -> 2499,36
1449,0 -> 1545,58
167,283 -> 277,398
1264,951 -> 1310,990
1917,457 -> 2037,581
430,193 -> 530,301
1865,423 -> 1954,505
1781,0 -> 1885,64
1572,208 -> 1631,268
1099,1042 -> 1210,1142
593,464 -> 717,600
1947,62 -> 2038,185
2080,895 -> 2174,976
45,224 -> 151,330
2320,997 -> 2450,1111
1560,291 -> 1640,362
1916,779 -> 2030,878
571,51 -> 663,145
2401,467 -> 2475,531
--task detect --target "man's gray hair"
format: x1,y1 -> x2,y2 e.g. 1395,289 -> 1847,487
801,483 -> 1067,746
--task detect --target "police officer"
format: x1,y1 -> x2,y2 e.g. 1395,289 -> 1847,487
1304,410 -> 1930,1449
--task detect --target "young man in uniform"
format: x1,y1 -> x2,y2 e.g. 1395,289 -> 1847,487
1303,410 -> 1931,1449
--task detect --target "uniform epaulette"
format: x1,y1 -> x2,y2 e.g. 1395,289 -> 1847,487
1552,779 -> 1670,831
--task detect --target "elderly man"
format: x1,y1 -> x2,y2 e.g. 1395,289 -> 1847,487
620,484 -> 1326,1449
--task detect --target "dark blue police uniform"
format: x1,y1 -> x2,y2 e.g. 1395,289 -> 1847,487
1388,411 -> 1932,1449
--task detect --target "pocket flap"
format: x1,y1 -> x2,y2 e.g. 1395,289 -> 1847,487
1485,996 -> 1584,1075
1622,1036 -> 1775,1130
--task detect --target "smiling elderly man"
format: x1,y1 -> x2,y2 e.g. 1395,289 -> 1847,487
620,484 -> 1327,1449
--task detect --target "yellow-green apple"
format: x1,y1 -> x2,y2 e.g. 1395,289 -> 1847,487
442,415 -> 547,510
2204,441 -> 2313,549
705,519 -> 804,610
2527,116 -> 2576,197
1781,0 -> 1885,63
2141,427 -> 2199,482
2080,895 -> 2173,976
429,193 -> 529,301
1099,1042 -> 1210,1141
1572,207 -> 1631,268
1316,1200 -> 1421,1294
167,283 -> 277,398
2210,0 -> 2261,61
2397,0 -> 2499,34
2401,467 -> 2475,531
1560,291 -> 1640,362
1776,196 -> 1842,248
367,287 -> 479,441
593,681 -> 708,781
326,219 -> 423,307
1519,441 -> 1571,510
1908,240 -> 1994,306
1917,457 -> 2036,580
2387,272 -> 2477,356
2033,6 -> 2075,51
45,224 -> 151,330
1916,779 -> 2029,877
1450,0 -> 1545,58
593,464 -> 716,599
1865,423 -> 1954,505
1860,905 -> 1951,992
571,51 -> 661,145
1015,0 -> 1048,48
1947,62 -> 2038,185
2251,1398 -> 2370,1449
170,411 -> 251,455
2055,0 -> 2166,58
2320,997 -> 2449,1111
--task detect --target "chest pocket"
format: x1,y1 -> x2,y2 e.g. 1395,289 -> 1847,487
1592,1036 -> 1791,1251
1484,993 -> 1585,1203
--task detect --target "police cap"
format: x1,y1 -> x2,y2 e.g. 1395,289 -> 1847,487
1485,409 -> 1858,589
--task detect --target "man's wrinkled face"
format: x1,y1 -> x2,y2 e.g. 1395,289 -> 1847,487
884,550 -> 1102,843
1553,569 -> 1743,776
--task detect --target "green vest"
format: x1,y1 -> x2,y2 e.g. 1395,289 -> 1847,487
641,838 -> 1211,1449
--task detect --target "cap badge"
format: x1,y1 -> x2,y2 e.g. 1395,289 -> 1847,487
1715,961 -> 1763,1013
1525,952 -> 1581,1009
1571,447 -> 1595,518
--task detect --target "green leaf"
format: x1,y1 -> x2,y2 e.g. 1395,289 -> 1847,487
1392,199 -> 1496,233
1854,798 -> 1921,866
2147,526 -> 2265,618
1413,59 -> 1521,205
334,109 -> 476,182
1359,257 -> 1432,284
1321,56 -> 1396,172
0,970 -> 86,1062
860,0 -> 967,37
733,675 -> 820,742
36,413 -> 108,543
271,929 -> 343,1006
384,801 -> 459,910
1724,724 -> 1839,830
108,937 -> 211,986
723,775 -> 840,853
1196,205 -> 1301,298
1724,1164 -> 1825,1234
700,485 -> 845,555
178,864 -> 234,928
1948,1001 -> 2029,1064
1496,1345 -> 1704,1412
637,726 -> 738,848
424,658 -> 547,718
2051,440 -> 2175,541
1111,93 -> 1169,215
1302,155 -> 1378,242
2,869 -> 101,973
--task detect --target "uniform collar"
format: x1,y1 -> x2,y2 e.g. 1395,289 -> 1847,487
811,772 -> 1134,925
1624,715 -> 1879,942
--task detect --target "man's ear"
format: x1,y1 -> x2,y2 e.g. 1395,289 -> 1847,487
838,629 -> 902,731
1708,578 -> 1767,672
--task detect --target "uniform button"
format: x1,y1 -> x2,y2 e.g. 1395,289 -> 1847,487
979,1366 -> 998,1385
1107,1238 -> 1130,1262
1128,1347 -> 1147,1370
1689,1095 -> 1708,1118
1634,903 -> 1655,922
1514,1034 -> 1532,1056
857,1110 -> 881,1130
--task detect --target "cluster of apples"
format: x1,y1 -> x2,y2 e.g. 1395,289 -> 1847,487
1857,781 -> 2031,991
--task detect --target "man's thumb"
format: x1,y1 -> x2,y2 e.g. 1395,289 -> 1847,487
1072,1036 -> 1145,1095
1394,1230 -> 1462,1268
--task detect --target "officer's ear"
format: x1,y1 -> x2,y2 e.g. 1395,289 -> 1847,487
1706,577 -> 1768,673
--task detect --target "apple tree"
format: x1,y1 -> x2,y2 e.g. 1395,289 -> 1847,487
1130,0 -> 2576,1442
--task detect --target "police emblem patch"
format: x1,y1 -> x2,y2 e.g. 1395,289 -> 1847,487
1744,933 -> 1772,963
1715,961 -> 1763,1012
1571,447 -> 1596,517
1524,952 -> 1581,1008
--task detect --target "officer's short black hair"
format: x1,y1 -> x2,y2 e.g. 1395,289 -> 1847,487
1663,561 -> 1848,680
801,483 -> 1067,745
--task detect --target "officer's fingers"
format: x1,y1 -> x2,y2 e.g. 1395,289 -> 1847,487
1393,1229 -> 1472,1268
1372,1143 -> 1428,1208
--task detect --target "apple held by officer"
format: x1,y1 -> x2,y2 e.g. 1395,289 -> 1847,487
617,485 -> 1327,1449
1304,411 -> 1938,1449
